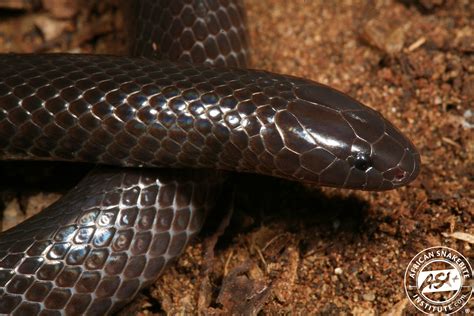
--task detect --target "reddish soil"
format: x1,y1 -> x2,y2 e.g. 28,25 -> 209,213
0,0 -> 472,314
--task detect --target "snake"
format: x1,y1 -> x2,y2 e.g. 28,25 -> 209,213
0,0 -> 421,314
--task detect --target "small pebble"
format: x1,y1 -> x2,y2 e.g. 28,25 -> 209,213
462,109 -> 473,129
363,292 -> 376,301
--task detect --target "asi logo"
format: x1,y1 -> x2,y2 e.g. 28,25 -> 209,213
404,246 -> 473,314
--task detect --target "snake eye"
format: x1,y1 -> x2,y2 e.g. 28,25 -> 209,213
353,153 -> 372,171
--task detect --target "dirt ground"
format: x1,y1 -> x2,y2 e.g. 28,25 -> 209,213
0,0 -> 472,314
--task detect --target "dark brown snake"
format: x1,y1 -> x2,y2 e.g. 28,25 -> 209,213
0,1 -> 421,314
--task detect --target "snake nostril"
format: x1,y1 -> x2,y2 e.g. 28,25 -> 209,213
383,167 -> 408,183
394,169 -> 407,182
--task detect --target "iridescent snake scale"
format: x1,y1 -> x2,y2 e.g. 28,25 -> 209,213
0,0 -> 420,314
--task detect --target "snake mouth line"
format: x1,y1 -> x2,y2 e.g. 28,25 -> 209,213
0,0 -> 421,314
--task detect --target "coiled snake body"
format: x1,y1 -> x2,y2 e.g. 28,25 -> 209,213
0,1 -> 420,314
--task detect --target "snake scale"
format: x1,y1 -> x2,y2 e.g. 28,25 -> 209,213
0,0 -> 420,314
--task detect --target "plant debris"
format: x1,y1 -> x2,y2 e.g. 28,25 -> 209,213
0,0 -> 472,314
